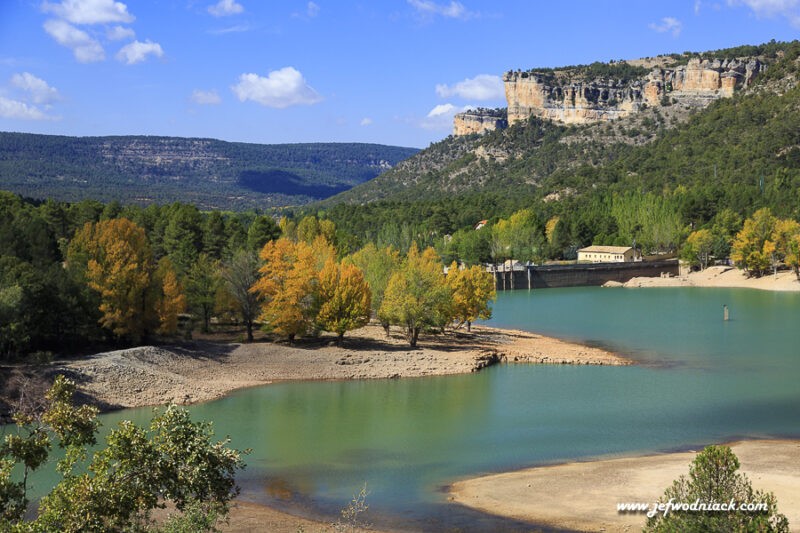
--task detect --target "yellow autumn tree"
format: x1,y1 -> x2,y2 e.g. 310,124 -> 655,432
545,216 -> 560,244
317,258 -> 371,344
251,238 -> 319,341
347,243 -> 401,335
769,218 -> 800,275
446,262 -> 496,331
784,234 -> 800,279
731,208 -> 776,277
67,218 -> 156,342
155,257 -> 186,336
379,244 -> 452,347
681,229 -> 715,270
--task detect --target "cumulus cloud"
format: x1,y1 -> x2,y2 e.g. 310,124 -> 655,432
42,0 -> 135,24
11,72 -> 61,104
0,97 -> 50,120
115,39 -> 164,64
421,103 -> 473,130
307,1 -> 320,17
107,25 -> 135,40
648,16 -> 683,36
208,0 -> 244,17
43,18 -> 105,62
191,89 -> 221,105
729,0 -> 800,25
407,0 -> 475,19
435,74 -> 504,100
231,67 -> 322,108
360,117 -> 373,126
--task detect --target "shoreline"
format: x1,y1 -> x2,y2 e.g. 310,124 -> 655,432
617,265 -> 800,291
1,323 -> 630,532
1,323 -> 629,415
448,438 -> 800,533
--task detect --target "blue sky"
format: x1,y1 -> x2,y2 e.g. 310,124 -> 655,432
0,0 -> 799,148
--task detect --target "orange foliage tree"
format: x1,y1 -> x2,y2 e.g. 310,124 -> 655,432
67,219 -> 155,342
155,257 -> 186,335
251,238 -> 319,341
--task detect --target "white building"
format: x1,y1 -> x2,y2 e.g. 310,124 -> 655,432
577,245 -> 638,263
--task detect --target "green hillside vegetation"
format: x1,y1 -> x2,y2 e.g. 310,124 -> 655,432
316,41 -> 800,260
0,133 -> 418,210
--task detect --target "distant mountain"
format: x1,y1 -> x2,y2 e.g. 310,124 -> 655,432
0,133 -> 418,210
323,41 -> 800,214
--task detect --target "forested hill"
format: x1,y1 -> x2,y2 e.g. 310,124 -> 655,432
323,41 -> 800,217
0,133 -> 418,210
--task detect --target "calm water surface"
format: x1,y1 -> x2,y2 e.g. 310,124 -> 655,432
18,287 -> 800,530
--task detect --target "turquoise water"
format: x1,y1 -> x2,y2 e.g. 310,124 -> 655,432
12,287 -> 800,530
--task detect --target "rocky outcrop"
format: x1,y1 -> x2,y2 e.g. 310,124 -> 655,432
453,108 -> 508,136
643,57 -> 763,105
501,57 -> 765,126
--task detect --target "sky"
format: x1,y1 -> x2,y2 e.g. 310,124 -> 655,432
0,1 -> 799,149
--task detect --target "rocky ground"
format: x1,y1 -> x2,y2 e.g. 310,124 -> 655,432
1,324 -> 628,419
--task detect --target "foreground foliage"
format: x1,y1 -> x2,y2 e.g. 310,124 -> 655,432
645,445 -> 788,532
0,376 -> 246,532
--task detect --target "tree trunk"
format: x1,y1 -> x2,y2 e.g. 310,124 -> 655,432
467,320 -> 471,332
409,327 -> 420,348
288,333 -> 295,343
245,321 -> 254,342
337,332 -> 344,346
382,322 -> 390,337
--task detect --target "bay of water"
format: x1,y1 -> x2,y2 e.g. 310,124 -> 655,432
14,287 -> 800,530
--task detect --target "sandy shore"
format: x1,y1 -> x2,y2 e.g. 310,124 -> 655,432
13,324 -> 626,412
449,439 -> 800,532
619,265 -> 800,291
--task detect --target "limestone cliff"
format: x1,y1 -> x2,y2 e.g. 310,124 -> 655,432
501,57 -> 764,126
453,108 -> 508,135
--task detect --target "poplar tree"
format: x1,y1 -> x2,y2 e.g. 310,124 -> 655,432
67,218 -> 156,342
317,259 -> 371,344
379,245 -> 452,347
446,262 -> 495,331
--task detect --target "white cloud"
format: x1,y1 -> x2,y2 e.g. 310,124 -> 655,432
115,39 -> 164,64
407,0 -> 474,19
307,1 -> 320,17
648,16 -> 683,36
435,74 -> 504,100
43,18 -> 105,62
208,0 -> 244,17
42,0 -> 134,24
0,96 -> 54,121
107,25 -> 135,40
360,117 -> 372,126
208,24 -> 251,35
11,73 -> 61,104
231,67 -> 322,108
421,103 -> 473,130
729,0 -> 800,25
191,89 -> 221,105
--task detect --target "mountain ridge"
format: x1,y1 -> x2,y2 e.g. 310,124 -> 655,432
0,132 -> 418,211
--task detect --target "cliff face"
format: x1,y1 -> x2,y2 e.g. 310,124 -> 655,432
453,110 -> 508,135
501,57 -> 764,126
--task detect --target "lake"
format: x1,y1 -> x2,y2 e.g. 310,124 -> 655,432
16,287 -> 800,530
